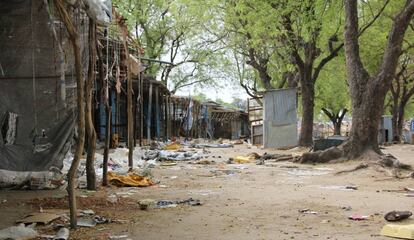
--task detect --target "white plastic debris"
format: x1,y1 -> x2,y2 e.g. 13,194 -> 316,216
0,224 -> 38,240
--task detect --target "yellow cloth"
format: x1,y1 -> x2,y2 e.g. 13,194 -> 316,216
164,143 -> 181,150
108,172 -> 154,187
233,153 -> 259,163
234,156 -> 255,164
381,224 -> 414,239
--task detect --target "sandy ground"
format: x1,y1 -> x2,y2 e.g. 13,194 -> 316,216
1,144 -> 414,240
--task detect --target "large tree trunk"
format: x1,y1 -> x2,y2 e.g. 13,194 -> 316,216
391,97 -> 400,141
56,0 -> 85,228
343,0 -> 414,159
298,72 -> 314,147
85,19 -> 96,190
333,122 -> 341,136
397,99 -> 408,141
321,108 -> 348,136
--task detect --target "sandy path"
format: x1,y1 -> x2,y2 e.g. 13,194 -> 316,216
1,144 -> 413,239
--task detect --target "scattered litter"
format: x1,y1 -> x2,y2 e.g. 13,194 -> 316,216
108,172 -> 154,187
345,185 -> 358,190
230,153 -> 259,164
319,185 -> 358,191
17,212 -> 61,225
164,143 -> 182,150
385,211 -> 412,222
287,168 -> 331,176
348,214 -> 369,221
160,162 -> 177,166
193,143 -> 233,148
189,190 -> 217,196
108,234 -> 129,240
0,224 -> 38,240
107,194 -> 118,203
77,218 -> 97,227
80,210 -> 95,216
54,227 -> 69,240
155,198 -> 202,208
381,223 -> 414,239
299,209 -> 318,214
138,199 -> 155,210
42,227 -> 69,240
195,159 -> 215,165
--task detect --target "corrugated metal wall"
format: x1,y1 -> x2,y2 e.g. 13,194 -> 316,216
263,88 -> 297,148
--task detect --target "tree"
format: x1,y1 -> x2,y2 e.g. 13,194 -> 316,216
315,57 -> 350,136
220,0 -> 387,146
56,0 -> 85,228
85,19 -> 97,190
114,0 -> 220,92
343,0 -> 414,159
389,53 -> 414,141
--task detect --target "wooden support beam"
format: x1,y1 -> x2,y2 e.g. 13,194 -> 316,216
147,83 -> 153,142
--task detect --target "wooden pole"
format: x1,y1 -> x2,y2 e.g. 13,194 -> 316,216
85,19 -> 97,190
147,83 -> 153,143
139,72 -> 144,146
56,0 -> 85,229
119,16 -> 133,169
155,86 -> 160,141
102,105 -> 111,186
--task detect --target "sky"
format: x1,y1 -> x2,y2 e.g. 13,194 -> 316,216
175,80 -> 249,103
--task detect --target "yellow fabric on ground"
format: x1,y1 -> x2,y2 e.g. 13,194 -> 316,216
234,152 -> 259,164
108,172 -> 154,187
381,224 -> 414,239
234,156 -> 255,164
164,143 -> 181,150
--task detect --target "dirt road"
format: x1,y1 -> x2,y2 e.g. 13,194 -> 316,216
1,144 -> 413,239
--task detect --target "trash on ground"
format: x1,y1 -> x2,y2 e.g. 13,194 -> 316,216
155,198 -> 202,208
164,143 -> 182,151
193,143 -> 233,148
108,172 -> 154,187
231,153 -> 260,164
138,199 -> 155,210
381,224 -> 414,239
160,162 -> 177,166
42,227 -> 70,240
108,234 -> 129,240
0,224 -> 39,240
385,211 -> 413,222
16,212 -> 61,225
348,214 -> 370,221
345,185 -> 358,190
319,185 -> 358,191
298,208 -> 318,214
80,209 -> 95,216
107,194 -> 118,203
77,218 -> 97,227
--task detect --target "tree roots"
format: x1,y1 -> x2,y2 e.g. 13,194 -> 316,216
296,146 -> 413,178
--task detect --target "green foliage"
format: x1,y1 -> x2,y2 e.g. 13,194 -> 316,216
315,55 -> 350,121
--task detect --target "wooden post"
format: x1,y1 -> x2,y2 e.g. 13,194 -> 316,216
147,83 -> 153,143
172,101 -> 176,138
102,105 -> 111,186
119,16 -> 133,169
165,96 -> 170,140
85,19 -> 97,190
139,72 -> 144,146
56,0 -> 85,229
155,86 -> 160,141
